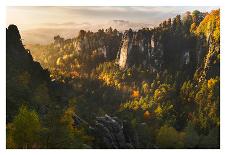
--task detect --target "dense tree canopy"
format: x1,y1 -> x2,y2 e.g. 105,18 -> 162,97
7,9 -> 220,149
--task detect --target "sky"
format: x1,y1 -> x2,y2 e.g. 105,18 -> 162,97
7,6 -> 218,44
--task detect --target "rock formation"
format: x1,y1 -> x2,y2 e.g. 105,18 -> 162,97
73,114 -> 137,148
117,29 -> 164,70
6,25 -> 52,121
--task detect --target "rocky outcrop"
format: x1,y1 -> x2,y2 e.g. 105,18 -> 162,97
6,25 -> 51,82
196,34 -> 220,81
73,36 -> 95,52
93,114 -> 137,148
73,114 -> 137,148
194,9 -> 220,81
52,31 -> 121,61
117,29 -> 164,70
117,29 -> 202,74
73,31 -> 120,60
117,10 -> 220,81
6,25 -> 52,121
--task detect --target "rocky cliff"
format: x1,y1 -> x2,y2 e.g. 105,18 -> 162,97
117,29 -> 160,70
53,29 -> 122,61
194,9 -> 220,81
117,28 -> 195,73
74,114 -> 137,148
117,10 -> 220,78
6,25 -> 53,121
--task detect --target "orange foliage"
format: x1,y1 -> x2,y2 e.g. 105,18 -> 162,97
70,71 -> 79,78
207,78 -> 217,89
144,111 -> 151,120
132,90 -> 140,98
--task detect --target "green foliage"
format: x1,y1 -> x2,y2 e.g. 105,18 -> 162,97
27,28 -> 122,80
156,125 -> 185,148
180,80 -> 196,107
153,84 -> 176,103
183,123 -> 200,148
7,105 -> 41,148
6,9 -> 220,148
191,10 -> 205,25
199,127 -> 220,148
40,105 -> 93,148
6,123 -> 16,148
194,77 -> 220,133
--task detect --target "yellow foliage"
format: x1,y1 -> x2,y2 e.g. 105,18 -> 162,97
155,106 -> 162,116
195,9 -> 220,43
154,90 -> 161,101
61,106 -> 76,130
63,54 -> 69,60
56,57 -> 63,66
142,81 -> 149,93
190,23 -> 197,32
207,78 -> 218,89
100,74 -> 111,85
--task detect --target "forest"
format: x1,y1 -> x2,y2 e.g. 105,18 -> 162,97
6,9 -> 220,149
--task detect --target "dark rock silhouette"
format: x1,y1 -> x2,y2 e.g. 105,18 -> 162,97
6,25 -> 52,121
73,114 -> 137,148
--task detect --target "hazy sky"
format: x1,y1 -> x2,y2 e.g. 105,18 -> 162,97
7,6 -> 218,44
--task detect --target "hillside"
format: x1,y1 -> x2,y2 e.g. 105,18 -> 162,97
6,9 -> 220,149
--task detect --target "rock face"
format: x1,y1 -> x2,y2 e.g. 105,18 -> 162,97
72,32 -> 121,60
117,28 -> 195,72
203,39 -> 220,79
117,10 -> 220,79
52,31 -> 122,62
117,28 -> 198,74
73,35 -> 99,52
196,34 -> 220,81
73,114 -> 137,148
6,25 -> 51,86
117,29 -> 163,70
6,25 -> 52,121
194,10 -> 220,81
93,114 -> 137,148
